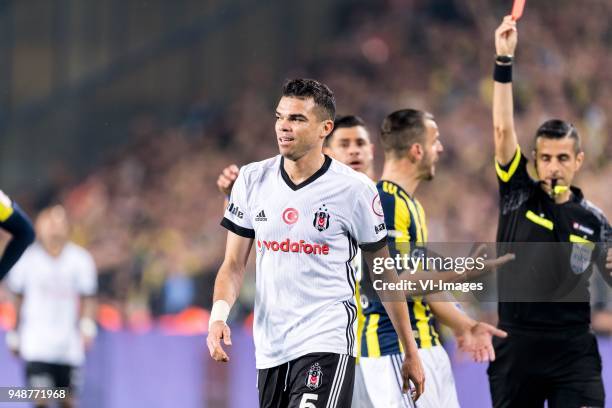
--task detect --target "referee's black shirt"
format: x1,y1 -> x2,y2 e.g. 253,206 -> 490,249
495,146 -> 611,332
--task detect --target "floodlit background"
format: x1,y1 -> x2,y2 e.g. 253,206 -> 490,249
0,0 -> 611,407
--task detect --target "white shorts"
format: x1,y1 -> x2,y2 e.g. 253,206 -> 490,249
352,345 -> 460,408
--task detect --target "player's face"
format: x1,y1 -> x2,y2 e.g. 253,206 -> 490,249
534,137 -> 584,191
323,126 -> 374,174
419,119 -> 443,180
36,206 -> 70,249
275,96 -> 333,161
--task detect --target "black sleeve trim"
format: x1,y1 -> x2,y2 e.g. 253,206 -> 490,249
0,205 -> 35,281
220,217 -> 255,239
359,236 -> 387,252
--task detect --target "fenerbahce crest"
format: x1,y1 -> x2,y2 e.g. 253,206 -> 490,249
313,205 -> 330,232
306,363 -> 323,390
570,242 -> 593,275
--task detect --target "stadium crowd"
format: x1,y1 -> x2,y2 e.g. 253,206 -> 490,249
1,0 -> 611,332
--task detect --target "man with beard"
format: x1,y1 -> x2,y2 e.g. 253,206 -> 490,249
355,109 -> 508,408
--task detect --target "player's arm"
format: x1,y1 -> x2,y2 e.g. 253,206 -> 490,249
596,218 -> 612,283
0,201 -> 35,282
206,231 -> 253,362
5,293 -> 22,357
76,251 -> 99,349
427,299 -> 507,362
362,245 -> 425,401
493,16 -> 519,165
79,296 -> 97,350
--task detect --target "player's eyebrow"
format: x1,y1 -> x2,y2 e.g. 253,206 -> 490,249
288,113 -> 308,121
275,111 -> 308,121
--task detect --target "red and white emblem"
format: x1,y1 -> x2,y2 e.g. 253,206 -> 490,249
312,205 -> 330,232
306,363 -> 323,390
282,208 -> 299,225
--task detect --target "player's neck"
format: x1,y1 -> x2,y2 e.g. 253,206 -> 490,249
364,166 -> 376,181
282,151 -> 326,185
381,161 -> 421,196
41,240 -> 66,257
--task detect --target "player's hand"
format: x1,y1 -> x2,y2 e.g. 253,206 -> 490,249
495,15 -> 517,56
457,322 -> 507,363
401,349 -> 425,401
217,165 -> 239,196
207,320 -> 232,362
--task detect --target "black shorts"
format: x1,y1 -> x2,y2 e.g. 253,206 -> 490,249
258,353 -> 355,408
488,330 -> 605,408
26,361 -> 79,391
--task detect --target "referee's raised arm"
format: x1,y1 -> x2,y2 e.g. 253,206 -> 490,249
493,16 -> 519,165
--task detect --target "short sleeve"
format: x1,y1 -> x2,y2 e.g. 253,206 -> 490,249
349,181 -> 388,251
7,254 -> 27,294
77,250 -> 98,296
220,169 -> 255,238
495,145 -> 532,197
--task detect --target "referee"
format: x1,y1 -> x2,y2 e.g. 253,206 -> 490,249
488,16 -> 612,408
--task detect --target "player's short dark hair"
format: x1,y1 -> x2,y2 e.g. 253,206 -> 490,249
282,78 -> 336,121
535,119 -> 581,153
379,109 -> 434,158
323,115 -> 367,147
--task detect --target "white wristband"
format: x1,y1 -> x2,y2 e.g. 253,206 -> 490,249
79,318 -> 98,338
209,300 -> 231,330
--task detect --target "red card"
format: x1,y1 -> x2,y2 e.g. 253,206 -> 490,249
511,0 -> 526,20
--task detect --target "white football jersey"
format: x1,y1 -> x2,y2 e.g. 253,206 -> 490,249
8,242 -> 97,366
222,155 -> 387,369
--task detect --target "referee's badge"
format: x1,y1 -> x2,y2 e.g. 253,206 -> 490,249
306,363 -> 323,390
570,243 -> 593,275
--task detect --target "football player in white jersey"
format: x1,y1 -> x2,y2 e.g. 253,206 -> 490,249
7,205 -> 97,408
208,78 -> 425,407
216,111 -> 511,407
0,190 -> 35,281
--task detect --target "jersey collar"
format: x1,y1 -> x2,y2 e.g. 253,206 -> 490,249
280,154 -> 332,191
377,179 -> 415,202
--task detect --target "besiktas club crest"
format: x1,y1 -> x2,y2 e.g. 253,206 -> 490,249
313,205 -> 330,232
306,363 -> 323,390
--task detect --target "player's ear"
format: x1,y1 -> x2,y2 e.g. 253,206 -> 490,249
321,119 -> 334,138
405,143 -> 418,163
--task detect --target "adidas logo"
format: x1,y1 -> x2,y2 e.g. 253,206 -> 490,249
255,210 -> 267,222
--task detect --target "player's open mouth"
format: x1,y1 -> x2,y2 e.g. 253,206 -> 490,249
278,137 -> 295,145
349,160 -> 363,168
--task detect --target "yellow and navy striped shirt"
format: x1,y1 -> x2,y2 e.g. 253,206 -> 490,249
357,180 -> 440,357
